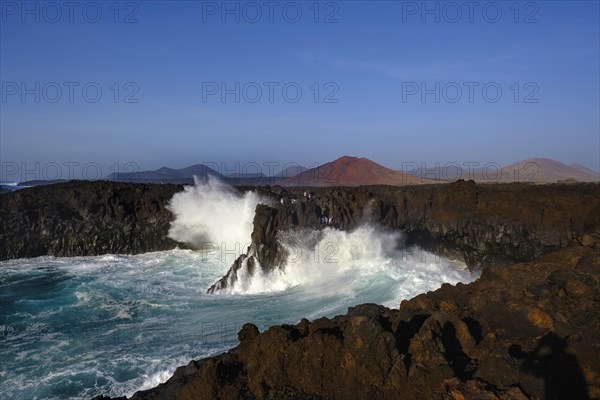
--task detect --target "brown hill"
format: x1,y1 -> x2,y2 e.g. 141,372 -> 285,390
283,156 -> 431,186
404,158 -> 599,183
570,162 -> 600,179
482,158 -> 599,183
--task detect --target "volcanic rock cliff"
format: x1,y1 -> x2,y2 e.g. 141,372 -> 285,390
2,180 -> 599,270
0,181 -> 183,260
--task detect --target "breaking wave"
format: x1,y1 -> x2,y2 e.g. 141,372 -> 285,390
166,176 -> 264,253
216,224 -> 474,308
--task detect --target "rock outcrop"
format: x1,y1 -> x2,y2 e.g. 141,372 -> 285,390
97,241 -> 600,400
0,181 -> 183,259
207,204 -> 289,293
3,180 -> 600,271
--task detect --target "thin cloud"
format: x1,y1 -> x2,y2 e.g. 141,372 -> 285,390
295,51 -> 523,81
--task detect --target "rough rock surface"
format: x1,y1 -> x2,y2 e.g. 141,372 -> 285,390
96,242 -> 600,400
2,180 -> 599,270
0,181 -> 183,259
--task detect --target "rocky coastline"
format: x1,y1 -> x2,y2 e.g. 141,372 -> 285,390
2,180 -> 600,399
0,181 -> 183,260
96,241 -> 600,400
2,180 -> 599,268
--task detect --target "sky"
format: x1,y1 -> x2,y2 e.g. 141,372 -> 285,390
1,0 -> 599,180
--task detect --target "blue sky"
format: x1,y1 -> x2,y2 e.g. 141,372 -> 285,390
1,0 -> 599,179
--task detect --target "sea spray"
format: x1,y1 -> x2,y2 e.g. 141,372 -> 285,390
165,179 -> 474,299
166,175 -> 265,260
218,224 -> 474,304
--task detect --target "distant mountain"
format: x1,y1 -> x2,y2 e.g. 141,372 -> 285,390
399,164 -> 473,182
275,165 -> 308,178
403,158 -> 600,183
283,156 -> 431,186
100,157 -> 600,185
226,172 -> 267,179
105,164 -> 224,184
570,163 -> 600,179
494,158 -> 599,183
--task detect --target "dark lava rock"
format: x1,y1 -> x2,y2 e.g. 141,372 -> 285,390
3,181 -> 599,267
0,180 -> 184,259
100,243 -> 600,400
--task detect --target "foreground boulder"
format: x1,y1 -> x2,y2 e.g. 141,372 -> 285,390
97,241 -> 600,400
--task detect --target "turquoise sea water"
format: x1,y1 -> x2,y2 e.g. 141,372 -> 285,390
0,244 -> 476,399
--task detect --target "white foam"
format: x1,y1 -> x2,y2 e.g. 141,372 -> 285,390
220,224 -> 478,305
166,176 -> 265,261
115,308 -> 133,320
134,368 -> 176,393
75,291 -> 91,304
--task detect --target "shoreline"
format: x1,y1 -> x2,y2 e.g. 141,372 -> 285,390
95,241 -> 600,399
2,180 -> 599,399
